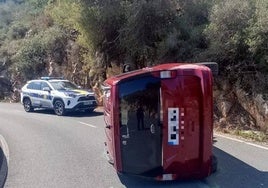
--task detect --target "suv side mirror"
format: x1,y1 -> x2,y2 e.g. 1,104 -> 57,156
43,87 -> 51,92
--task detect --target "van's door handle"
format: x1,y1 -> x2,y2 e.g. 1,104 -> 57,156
106,125 -> 111,129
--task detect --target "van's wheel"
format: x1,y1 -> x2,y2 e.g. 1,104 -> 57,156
212,155 -> 218,173
23,98 -> 33,112
54,100 -> 65,116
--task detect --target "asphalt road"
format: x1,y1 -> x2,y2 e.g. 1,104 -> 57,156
0,102 -> 267,188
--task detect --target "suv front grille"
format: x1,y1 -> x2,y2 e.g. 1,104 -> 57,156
78,95 -> 96,101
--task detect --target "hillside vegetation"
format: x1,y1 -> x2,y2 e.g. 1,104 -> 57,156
0,0 -> 267,139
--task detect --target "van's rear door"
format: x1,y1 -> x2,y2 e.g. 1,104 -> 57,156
161,75 -> 203,176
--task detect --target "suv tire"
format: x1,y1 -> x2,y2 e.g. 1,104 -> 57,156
23,98 -> 33,112
54,100 -> 65,116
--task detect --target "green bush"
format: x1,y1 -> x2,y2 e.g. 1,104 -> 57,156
8,23 -> 28,39
14,26 -> 67,79
247,0 -> 268,72
205,0 -> 254,70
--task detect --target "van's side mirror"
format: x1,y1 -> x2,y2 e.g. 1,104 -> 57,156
123,64 -> 131,73
101,84 -> 111,92
196,62 -> 219,76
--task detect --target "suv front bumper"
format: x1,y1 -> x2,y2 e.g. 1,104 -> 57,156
66,101 -> 98,111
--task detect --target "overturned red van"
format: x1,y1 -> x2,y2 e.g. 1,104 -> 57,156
102,63 -> 217,180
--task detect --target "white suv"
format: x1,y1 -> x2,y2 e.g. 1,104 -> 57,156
20,77 -> 98,116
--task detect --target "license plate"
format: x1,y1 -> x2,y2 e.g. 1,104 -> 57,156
83,101 -> 92,105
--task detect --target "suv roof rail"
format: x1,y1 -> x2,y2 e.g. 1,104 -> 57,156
41,76 -> 64,80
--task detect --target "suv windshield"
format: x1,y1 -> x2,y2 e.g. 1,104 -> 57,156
49,81 -> 78,90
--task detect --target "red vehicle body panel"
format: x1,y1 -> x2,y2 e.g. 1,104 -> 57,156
103,63 -> 214,180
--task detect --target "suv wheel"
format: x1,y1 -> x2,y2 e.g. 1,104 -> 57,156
23,98 -> 33,112
54,100 -> 65,116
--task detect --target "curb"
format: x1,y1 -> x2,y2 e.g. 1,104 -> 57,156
0,135 -> 9,188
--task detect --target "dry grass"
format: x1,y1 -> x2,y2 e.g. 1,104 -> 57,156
215,125 -> 268,145
233,130 -> 268,142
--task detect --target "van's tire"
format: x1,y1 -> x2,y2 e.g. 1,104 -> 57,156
23,98 -> 33,112
212,155 -> 218,173
53,100 -> 65,116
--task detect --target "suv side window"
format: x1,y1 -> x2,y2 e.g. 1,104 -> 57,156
27,81 -> 41,90
41,82 -> 50,90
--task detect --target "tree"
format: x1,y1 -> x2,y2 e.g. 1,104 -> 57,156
247,0 -> 268,72
14,26 -> 67,79
119,0 -> 178,68
205,0 -> 254,72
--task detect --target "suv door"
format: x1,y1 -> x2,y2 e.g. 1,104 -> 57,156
39,81 -> 53,108
27,81 -> 42,107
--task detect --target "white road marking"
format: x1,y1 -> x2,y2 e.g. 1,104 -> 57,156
0,134 -> 9,165
78,121 -> 97,128
215,133 -> 268,151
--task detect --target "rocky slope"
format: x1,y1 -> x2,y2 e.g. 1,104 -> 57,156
214,74 -> 268,141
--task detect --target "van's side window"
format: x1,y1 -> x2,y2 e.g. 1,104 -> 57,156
103,88 -> 111,113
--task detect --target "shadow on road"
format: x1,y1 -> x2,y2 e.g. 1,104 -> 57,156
118,147 -> 268,188
0,147 -> 8,188
67,110 -> 103,117
205,147 -> 268,188
30,108 -> 103,117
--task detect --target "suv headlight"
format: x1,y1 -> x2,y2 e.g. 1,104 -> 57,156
64,92 -> 77,98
